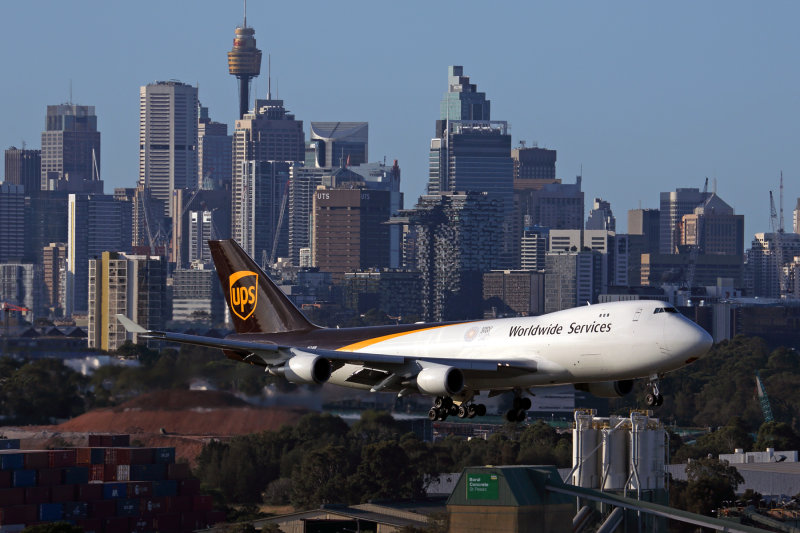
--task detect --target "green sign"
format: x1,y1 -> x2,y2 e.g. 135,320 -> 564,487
466,473 -> 499,500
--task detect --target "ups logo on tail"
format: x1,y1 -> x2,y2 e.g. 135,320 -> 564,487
229,271 -> 258,320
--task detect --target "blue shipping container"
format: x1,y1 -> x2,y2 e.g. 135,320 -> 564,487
39,502 -> 63,521
130,463 -> 166,482
12,469 -> 36,487
0,439 -> 20,450
116,497 -> 139,517
102,482 -> 127,499
0,453 -> 23,470
152,479 -> 178,498
153,447 -> 176,464
62,501 -> 89,519
63,466 -> 89,485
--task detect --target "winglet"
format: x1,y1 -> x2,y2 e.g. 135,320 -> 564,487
115,314 -> 148,334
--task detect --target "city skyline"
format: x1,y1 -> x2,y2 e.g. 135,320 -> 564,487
1,1 -> 799,239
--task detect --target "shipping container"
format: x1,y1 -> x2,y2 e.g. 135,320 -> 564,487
153,447 -> 176,464
75,447 -> 105,465
104,516 -> 131,533
76,517 -> 102,533
152,479 -> 178,498
178,478 -> 201,496
50,484 -> 75,503
77,483 -> 104,502
62,466 -> 89,485
89,499 -> 116,519
35,468 -> 60,487
0,488 -> 24,507
128,481 -> 153,498
153,512 -> 180,531
88,434 -> 129,448
192,494 -> 213,512
48,449 -> 76,468
0,453 -> 23,471
104,448 -> 131,466
21,452 -> 48,470
116,464 -> 130,482
102,482 -> 127,500
0,505 -> 37,525
131,463 -> 165,482
11,470 -> 35,488
62,501 -> 89,520
164,494 -> 192,513
116,497 -> 139,517
0,471 -> 10,489
139,496 -> 166,517
166,462 -> 190,480
129,447 -> 154,465
38,503 -> 63,522
0,440 -> 20,450
130,517 -> 153,533
23,486 -> 49,505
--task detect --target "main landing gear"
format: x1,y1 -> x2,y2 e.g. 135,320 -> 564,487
428,397 -> 487,421
505,395 -> 531,423
645,375 -> 664,407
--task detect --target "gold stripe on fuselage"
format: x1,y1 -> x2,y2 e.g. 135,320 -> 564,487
336,324 -> 454,352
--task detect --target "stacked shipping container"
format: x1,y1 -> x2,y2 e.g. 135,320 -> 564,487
0,437 -> 224,532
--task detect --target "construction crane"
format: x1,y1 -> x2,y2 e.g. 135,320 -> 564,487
269,179 -> 291,265
755,371 -> 774,423
769,176 -> 787,297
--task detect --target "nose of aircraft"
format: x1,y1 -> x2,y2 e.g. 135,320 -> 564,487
670,319 -> 713,362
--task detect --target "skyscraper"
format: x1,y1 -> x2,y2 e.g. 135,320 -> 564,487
0,184 -> 25,263
138,81 -> 198,217
234,161 -> 290,265
197,105 -> 232,189
309,122 -> 368,168
586,198 -> 616,231
528,177 -> 585,230
4,147 -> 41,194
659,187 -> 710,254
40,104 -> 101,192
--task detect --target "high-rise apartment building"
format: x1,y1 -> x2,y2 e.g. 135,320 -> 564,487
172,264 -> 225,325
88,252 -> 167,351
197,105 -> 232,189
40,104 -> 101,192
659,188 -> 710,254
42,243 -> 67,316
405,192 -> 503,321
309,122 -> 368,168
66,194 -> 132,316
138,81 -> 198,217
482,270 -> 545,317
544,250 -> 603,313
312,186 -> 391,278
4,147 -> 41,194
520,226 -> 549,271
747,232 -> 800,298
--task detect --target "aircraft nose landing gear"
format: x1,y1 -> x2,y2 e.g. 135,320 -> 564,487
645,376 -> 664,407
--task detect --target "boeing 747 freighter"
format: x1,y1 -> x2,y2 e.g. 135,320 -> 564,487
118,239 -> 713,421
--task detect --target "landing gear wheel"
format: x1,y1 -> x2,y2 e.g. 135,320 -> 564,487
448,404 -> 459,417
520,397 -> 532,410
434,396 -> 453,409
645,393 -> 657,407
467,404 -> 477,418
505,409 -> 518,423
457,405 -> 469,419
645,376 -> 664,408
428,407 -> 438,421
475,404 -> 487,417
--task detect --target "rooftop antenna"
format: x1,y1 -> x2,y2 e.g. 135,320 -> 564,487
69,79 -> 73,105
267,54 -> 271,99
243,0 -> 247,28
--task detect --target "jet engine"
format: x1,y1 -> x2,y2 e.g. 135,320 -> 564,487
574,380 -> 634,398
272,353 -> 332,385
415,365 -> 464,396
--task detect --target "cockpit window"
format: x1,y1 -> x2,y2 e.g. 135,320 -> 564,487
654,308 -> 664,314
654,306 -> 679,314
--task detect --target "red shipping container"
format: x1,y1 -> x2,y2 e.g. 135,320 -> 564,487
89,499 -> 116,519
77,483 -> 104,502
207,510 -> 227,525
75,447 -> 105,465
104,516 -> 130,533
128,481 -> 153,498
164,494 -> 192,513
178,478 -> 201,496
192,494 -> 213,512
36,468 -> 61,486
0,471 -> 11,489
140,496 -> 166,517
76,518 -> 102,533
48,449 -> 76,468
104,448 -> 131,466
0,487 -> 25,506
153,512 -> 181,531
0,504 -> 37,525
129,448 -> 154,465
23,486 -> 50,504
89,464 -> 117,482
166,462 -> 191,480
50,484 -> 76,502
22,451 -> 48,469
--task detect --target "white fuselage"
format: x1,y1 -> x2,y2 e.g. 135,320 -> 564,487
328,300 -> 712,392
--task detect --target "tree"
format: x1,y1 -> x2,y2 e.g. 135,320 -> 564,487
681,457 -> 744,515
351,441 -> 423,501
0,359 -> 89,424
291,444 -> 354,508
754,421 -> 800,451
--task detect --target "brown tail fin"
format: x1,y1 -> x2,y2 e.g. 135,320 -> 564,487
208,239 -> 317,334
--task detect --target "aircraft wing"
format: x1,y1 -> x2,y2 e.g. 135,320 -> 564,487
115,314 -> 539,377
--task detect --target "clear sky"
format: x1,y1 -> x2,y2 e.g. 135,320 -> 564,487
1,1 -> 798,238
